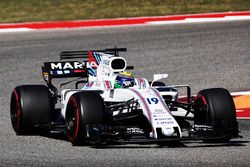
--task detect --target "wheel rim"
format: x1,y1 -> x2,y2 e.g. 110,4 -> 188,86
194,95 -> 210,124
66,97 -> 79,143
10,90 -> 21,133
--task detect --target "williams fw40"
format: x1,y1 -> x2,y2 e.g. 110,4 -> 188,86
10,48 -> 240,146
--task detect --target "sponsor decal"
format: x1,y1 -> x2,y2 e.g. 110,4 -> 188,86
155,118 -> 173,121
86,61 -> 98,68
126,128 -> 144,134
153,114 -> 170,117
145,89 -> 155,97
153,108 -> 164,114
157,121 -> 175,125
51,62 -> 84,70
103,59 -> 110,65
50,69 -> 85,75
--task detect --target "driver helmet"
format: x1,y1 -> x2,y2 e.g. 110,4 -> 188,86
114,71 -> 135,88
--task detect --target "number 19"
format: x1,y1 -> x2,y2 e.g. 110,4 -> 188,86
146,98 -> 159,104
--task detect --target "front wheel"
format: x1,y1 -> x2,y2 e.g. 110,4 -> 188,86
194,88 -> 239,143
65,91 -> 106,146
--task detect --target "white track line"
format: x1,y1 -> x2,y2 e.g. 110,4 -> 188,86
147,16 -> 250,25
231,91 -> 250,96
0,28 -> 33,33
237,117 -> 250,120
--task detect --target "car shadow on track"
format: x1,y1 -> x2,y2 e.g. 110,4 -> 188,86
185,140 -> 249,148
37,132 -> 249,148
91,140 -> 248,149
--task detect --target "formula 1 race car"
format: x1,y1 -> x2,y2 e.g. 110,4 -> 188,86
10,47 -> 240,146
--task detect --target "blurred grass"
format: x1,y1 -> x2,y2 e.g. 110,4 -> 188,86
0,0 -> 250,23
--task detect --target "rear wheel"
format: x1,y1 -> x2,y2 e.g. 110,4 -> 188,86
10,85 -> 53,135
65,91 -> 106,146
194,88 -> 238,142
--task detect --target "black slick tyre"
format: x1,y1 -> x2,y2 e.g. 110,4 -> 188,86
194,88 -> 238,142
65,91 -> 106,146
10,85 -> 53,135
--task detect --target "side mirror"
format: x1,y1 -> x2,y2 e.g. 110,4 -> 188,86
151,74 -> 168,87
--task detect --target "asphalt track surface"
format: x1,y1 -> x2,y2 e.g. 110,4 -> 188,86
0,20 -> 250,167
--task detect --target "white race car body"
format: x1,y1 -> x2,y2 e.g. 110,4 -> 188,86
60,51 -> 182,139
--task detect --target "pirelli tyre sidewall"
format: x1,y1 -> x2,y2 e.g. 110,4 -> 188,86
10,85 -> 53,135
65,91 -> 106,146
194,88 -> 238,142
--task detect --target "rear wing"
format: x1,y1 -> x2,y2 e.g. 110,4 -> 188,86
42,47 -> 133,84
60,47 -> 127,60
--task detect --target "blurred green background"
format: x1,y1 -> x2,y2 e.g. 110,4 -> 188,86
0,0 -> 250,23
